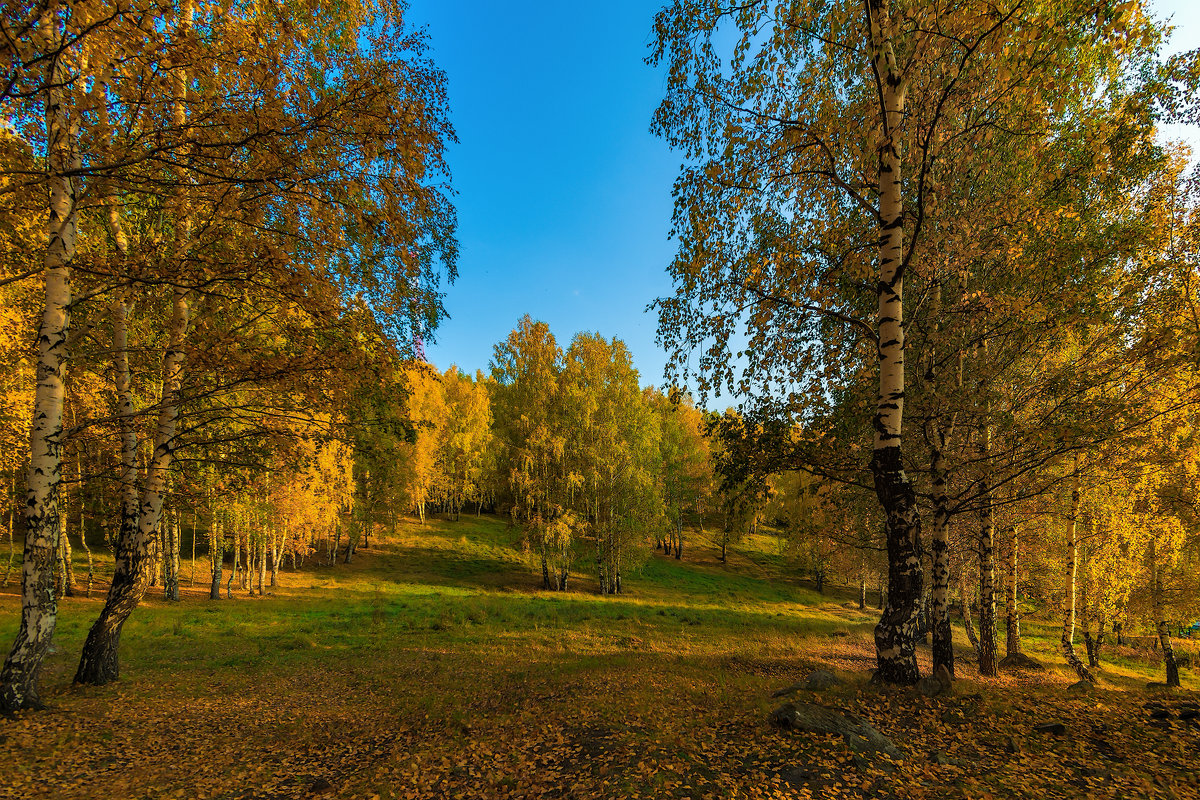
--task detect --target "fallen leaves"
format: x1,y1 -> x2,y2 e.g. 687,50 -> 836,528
0,523 -> 1197,799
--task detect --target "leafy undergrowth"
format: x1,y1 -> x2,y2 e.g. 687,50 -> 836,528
0,516 -> 1196,799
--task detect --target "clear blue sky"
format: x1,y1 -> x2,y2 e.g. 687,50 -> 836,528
407,0 -> 677,385
408,0 -> 1198,387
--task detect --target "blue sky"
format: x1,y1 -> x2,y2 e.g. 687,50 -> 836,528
408,0 -> 1199,388
407,0 -> 677,385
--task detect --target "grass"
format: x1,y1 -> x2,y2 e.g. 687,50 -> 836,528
0,515 -> 1195,799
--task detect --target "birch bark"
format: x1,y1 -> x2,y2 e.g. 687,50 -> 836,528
1005,525 -> 1021,656
0,36 -> 77,711
930,424 -> 953,676
209,518 -> 222,600
77,0 -> 195,681
959,570 -> 981,659
976,352 -> 997,676
866,0 -> 922,685
76,288 -> 190,683
1060,461 -> 1093,683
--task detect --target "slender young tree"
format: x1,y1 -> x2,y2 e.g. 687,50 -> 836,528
0,12 -> 77,711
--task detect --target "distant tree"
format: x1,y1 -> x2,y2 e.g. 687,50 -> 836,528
491,316 -> 573,590
436,367 -> 493,521
562,333 -> 663,594
398,364 -> 447,524
648,389 -> 712,560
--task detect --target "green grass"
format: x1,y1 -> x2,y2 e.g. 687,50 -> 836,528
6,513 -> 1189,698
0,515 -> 1194,799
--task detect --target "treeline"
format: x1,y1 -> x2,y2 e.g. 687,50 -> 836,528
651,0 -> 1200,687
320,315 -> 718,594
0,0 -> 456,710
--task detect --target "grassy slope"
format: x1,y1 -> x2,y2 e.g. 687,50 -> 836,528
0,516 -> 1196,800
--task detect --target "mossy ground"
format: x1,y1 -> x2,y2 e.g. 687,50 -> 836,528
0,516 -> 1195,799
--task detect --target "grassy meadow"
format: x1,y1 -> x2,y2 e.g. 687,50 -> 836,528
0,516 -> 1195,799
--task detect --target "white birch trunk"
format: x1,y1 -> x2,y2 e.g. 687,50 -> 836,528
866,0 -> 922,685
976,347 -> 997,677
1005,525 -> 1021,656
0,41 -> 77,711
4,471 -> 15,586
1061,460 -> 1093,683
76,288 -> 190,684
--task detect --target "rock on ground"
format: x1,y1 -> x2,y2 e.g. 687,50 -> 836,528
916,665 -> 954,698
772,669 -> 842,698
770,701 -> 901,760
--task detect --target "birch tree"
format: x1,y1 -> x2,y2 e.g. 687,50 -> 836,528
0,4 -> 79,711
436,367 -> 492,520
563,333 -> 663,594
652,0 -> 1182,683
491,316 -> 573,590
66,0 -> 458,687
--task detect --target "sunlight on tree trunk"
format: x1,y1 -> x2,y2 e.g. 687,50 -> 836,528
0,41 -> 77,711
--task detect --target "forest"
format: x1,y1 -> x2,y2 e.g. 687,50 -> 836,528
1,0 -> 1199,798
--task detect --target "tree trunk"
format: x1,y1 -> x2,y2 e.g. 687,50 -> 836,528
1090,618 -> 1106,668
931,448 -> 950,671
3,472 -> 15,586
190,510 -> 196,586
80,493 -> 93,598
77,0 -> 196,683
1060,464 -> 1093,683
1150,539 -> 1180,687
233,527 -> 242,590
165,509 -> 180,601
270,527 -> 280,587
1080,563 -> 1095,666
59,523 -> 74,597
975,369 -> 996,677
1005,525 -> 1021,656
866,0 -> 920,686
917,580 -> 930,644
925,283 -> 954,674
225,536 -> 235,599
257,536 -> 266,595
247,535 -> 256,595
1082,630 -> 1098,669
959,571 -> 980,659
150,527 -> 161,588
243,531 -> 252,592
975,506 -> 997,673
871,445 -> 923,685
160,515 -> 170,598
209,520 -> 222,600
76,287 -> 190,686
0,52 -> 77,711
171,511 -> 180,599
